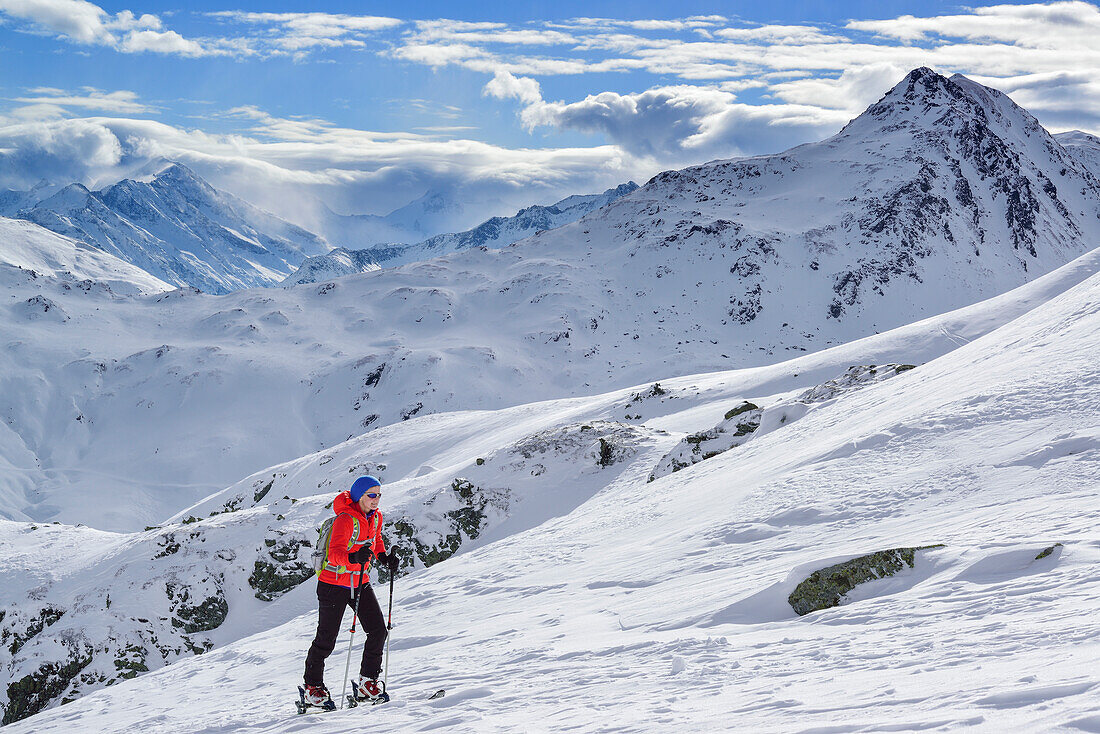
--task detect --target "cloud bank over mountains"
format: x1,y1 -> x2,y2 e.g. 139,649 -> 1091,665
2,2 -> 1099,226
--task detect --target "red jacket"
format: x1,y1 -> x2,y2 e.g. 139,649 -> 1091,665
317,490 -> 386,588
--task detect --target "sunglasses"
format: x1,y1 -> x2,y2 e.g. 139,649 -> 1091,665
364,492 -> 381,499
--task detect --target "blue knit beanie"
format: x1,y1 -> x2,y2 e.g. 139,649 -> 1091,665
349,475 -> 382,502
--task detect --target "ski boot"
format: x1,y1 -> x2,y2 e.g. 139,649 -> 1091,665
348,676 -> 390,707
296,683 -> 336,714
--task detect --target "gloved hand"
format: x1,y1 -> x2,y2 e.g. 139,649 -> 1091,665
349,547 -> 374,565
377,550 -> 401,573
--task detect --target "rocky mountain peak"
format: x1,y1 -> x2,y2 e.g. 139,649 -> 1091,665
149,162 -> 216,202
847,67 -> 1043,143
35,183 -> 95,214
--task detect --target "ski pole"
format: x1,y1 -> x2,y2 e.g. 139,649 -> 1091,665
382,564 -> 395,694
339,568 -> 362,709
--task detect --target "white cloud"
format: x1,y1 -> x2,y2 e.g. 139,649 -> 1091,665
0,0 -> 228,56
0,110 -> 650,225
847,1 -> 1100,48
409,19 -> 574,46
117,29 -> 206,56
10,87 -> 155,114
484,70 -> 543,106
0,117 -> 124,186
484,70 -> 844,163
767,63 -> 909,110
208,11 -> 400,55
0,0 -> 113,43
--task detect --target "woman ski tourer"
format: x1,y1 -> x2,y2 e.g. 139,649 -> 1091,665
301,475 -> 400,708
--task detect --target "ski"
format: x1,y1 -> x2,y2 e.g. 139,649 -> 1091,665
295,685 -> 337,714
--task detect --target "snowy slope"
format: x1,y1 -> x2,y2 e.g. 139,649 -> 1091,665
3,69 -> 1100,535
2,244 -> 1100,724
8,163 -> 329,294
1056,130 -> 1100,178
285,182 -> 639,283
0,217 -> 170,295
6,218 -> 1099,732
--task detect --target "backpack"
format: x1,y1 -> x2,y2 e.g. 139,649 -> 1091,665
311,513 -> 349,574
310,511 -> 379,574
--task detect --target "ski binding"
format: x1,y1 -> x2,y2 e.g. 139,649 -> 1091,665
296,685 -> 337,714
347,683 -> 390,708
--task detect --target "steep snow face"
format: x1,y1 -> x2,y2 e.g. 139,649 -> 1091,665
0,217 -> 170,295
6,232 -> 1100,733
11,163 -> 329,294
286,182 -> 640,282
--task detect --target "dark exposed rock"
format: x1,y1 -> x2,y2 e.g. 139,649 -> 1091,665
1035,543 -> 1063,560
3,645 -> 92,725
167,582 -> 228,634
788,545 -> 945,616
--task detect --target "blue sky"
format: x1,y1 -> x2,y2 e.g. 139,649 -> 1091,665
1,0 -> 1098,227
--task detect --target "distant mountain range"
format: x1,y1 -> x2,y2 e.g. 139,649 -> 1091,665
0,162 -> 329,294
283,182 -> 639,285
0,164 -> 641,293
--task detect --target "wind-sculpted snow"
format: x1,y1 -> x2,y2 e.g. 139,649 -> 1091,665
6,207 -> 1100,734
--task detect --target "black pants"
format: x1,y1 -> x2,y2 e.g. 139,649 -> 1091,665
303,579 -> 388,687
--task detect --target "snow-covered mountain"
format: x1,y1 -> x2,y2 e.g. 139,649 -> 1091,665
285,182 -> 639,283
6,163 -> 330,294
3,68 -> 1100,537
0,217 -> 170,295
0,180 -> 57,217
3,233 -> 1098,730
1056,129 -> 1100,177
281,247 -> 382,286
